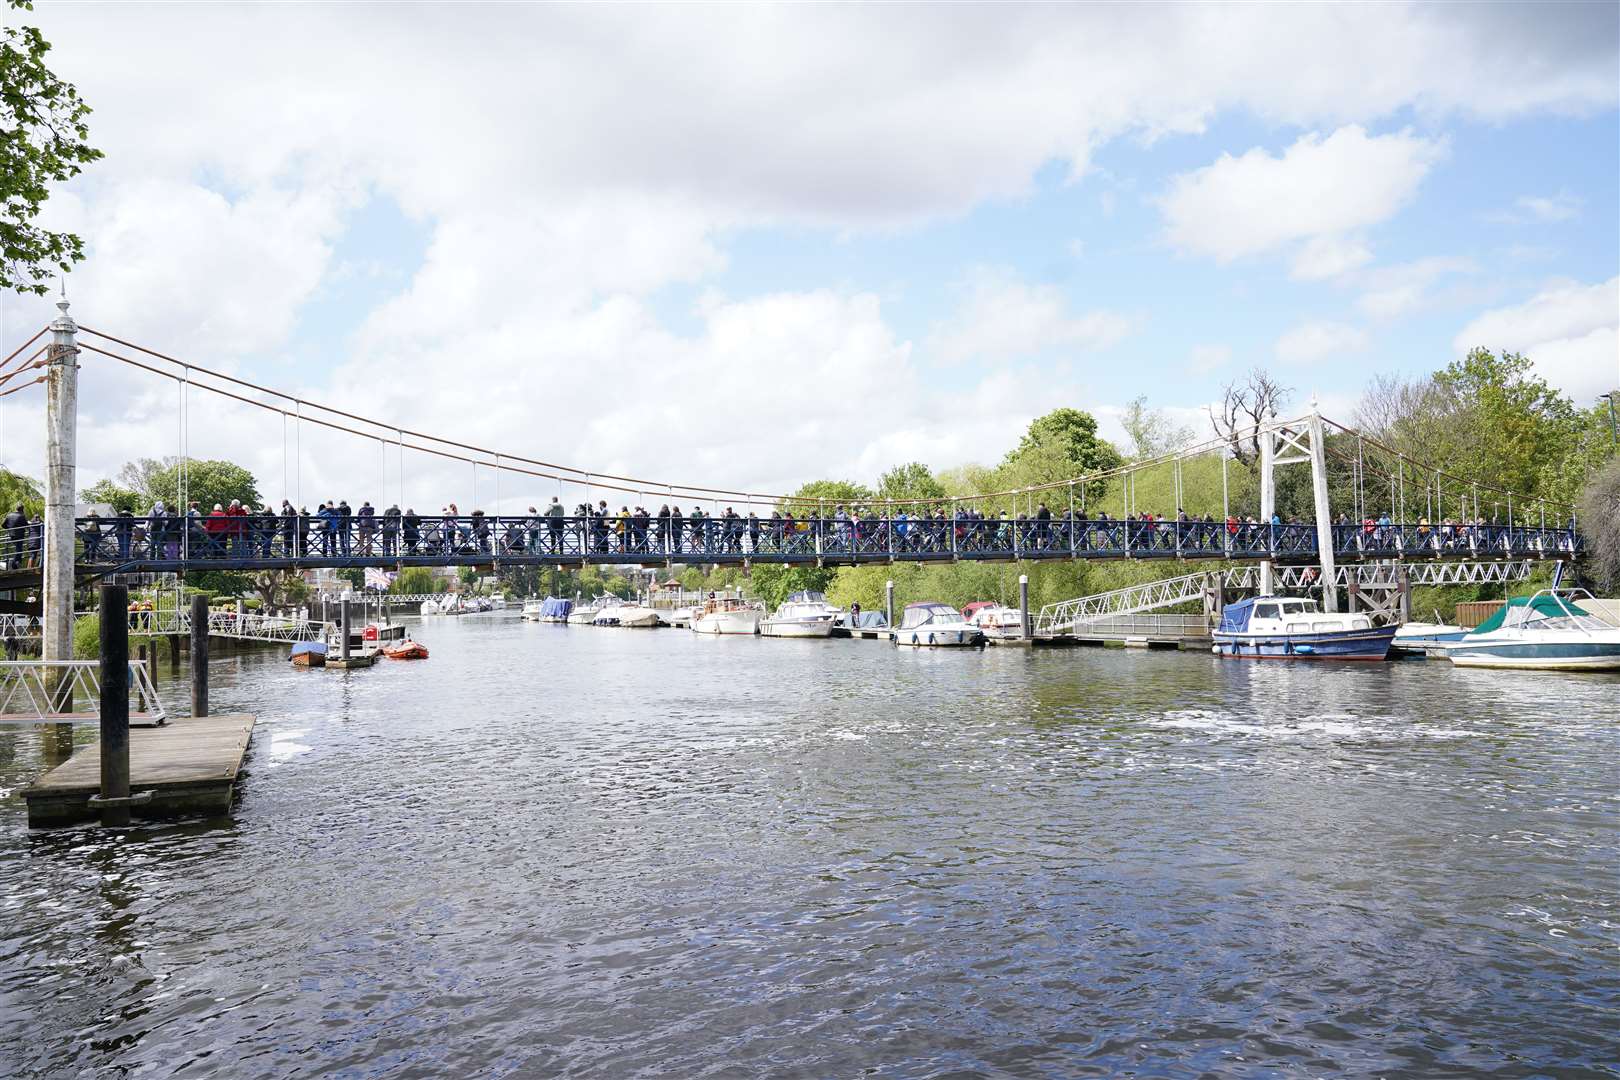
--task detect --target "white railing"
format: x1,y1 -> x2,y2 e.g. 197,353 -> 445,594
1035,572 -> 1211,635
66,609 -> 331,644
0,660 -> 168,724
1036,559 -> 1538,635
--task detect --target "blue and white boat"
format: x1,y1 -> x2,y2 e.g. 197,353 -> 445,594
1213,596 -> 1396,661
1446,590 -> 1620,671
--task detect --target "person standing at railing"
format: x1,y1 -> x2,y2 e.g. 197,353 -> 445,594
356,501 -> 376,555
546,497 -> 566,554
114,507 -> 135,560
382,504 -> 401,556
336,500 -> 353,556
80,510 -> 105,561
1,503 -> 25,570
402,508 -> 420,554
670,505 -> 684,554
277,501 -> 294,556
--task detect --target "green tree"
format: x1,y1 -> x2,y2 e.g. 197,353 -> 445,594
80,477 -> 142,513
116,456 -> 261,513
0,466 -> 41,516
877,462 -> 945,503
391,566 -> 441,595
1005,407 -> 1123,473
1436,348 -> 1575,497
1,1 -> 103,295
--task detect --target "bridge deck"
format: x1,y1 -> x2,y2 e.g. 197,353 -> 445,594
22,713 -> 255,826
64,518 -> 1580,576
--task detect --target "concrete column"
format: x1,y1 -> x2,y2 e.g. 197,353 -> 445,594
884,580 -> 894,630
1258,426 -> 1274,597
1019,574 -> 1031,640
1307,406 -> 1340,612
43,297 -> 79,693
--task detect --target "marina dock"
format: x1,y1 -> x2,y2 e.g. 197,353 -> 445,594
22,714 -> 255,827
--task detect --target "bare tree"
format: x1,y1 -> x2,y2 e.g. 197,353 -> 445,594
1121,396 -> 1195,460
1209,369 -> 1291,466
1578,457 -> 1620,590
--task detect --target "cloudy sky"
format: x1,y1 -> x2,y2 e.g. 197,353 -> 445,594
1,3 -> 1616,512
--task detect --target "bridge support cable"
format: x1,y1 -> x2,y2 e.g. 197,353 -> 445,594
58,324 -> 1580,526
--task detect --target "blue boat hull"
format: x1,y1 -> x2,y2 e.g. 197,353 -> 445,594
1212,624 -> 1397,661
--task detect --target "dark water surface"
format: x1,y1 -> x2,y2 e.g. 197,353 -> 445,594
1,616 -> 1617,1078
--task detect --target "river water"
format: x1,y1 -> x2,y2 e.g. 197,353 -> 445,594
1,615 -> 1616,1078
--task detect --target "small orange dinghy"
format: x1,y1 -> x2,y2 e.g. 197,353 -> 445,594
382,640 -> 429,660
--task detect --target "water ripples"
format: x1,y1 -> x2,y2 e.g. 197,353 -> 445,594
1,617 -> 1616,1077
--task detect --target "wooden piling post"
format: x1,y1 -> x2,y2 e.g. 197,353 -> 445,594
1019,574 -> 1031,640
169,634 -> 181,675
98,584 -> 131,827
340,599 -> 352,661
190,594 -> 209,717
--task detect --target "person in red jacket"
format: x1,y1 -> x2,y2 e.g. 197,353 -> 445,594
204,504 -> 230,556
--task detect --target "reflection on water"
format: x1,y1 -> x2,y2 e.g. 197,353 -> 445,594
1,617 -> 1616,1078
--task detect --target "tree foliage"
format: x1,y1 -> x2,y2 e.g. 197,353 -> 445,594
877,462 -> 945,503
2,1 -> 103,295
0,465 -> 41,516
117,456 -> 262,513
80,477 -> 142,513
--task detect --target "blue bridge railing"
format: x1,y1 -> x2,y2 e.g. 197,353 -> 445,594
61,515 -> 1583,572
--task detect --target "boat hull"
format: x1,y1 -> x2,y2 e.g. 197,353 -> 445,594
893,627 -> 982,648
1212,625 -> 1396,661
760,618 -> 834,638
1448,641 -> 1620,671
691,611 -> 761,635
566,611 -> 598,625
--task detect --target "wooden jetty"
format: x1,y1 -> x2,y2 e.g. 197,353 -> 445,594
22,713 -> 255,827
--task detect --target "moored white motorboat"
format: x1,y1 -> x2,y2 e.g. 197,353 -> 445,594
690,596 -> 763,635
1446,590 -> 1620,671
893,601 -> 984,647
963,602 -> 1024,641
521,597 -> 545,621
567,601 -> 601,625
614,603 -> 662,628
1390,620 -> 1469,657
760,591 -> 839,638
1212,596 -> 1395,660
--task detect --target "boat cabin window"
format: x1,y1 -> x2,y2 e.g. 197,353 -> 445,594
1253,603 -> 1280,619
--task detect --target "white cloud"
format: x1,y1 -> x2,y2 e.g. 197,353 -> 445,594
1160,126 -> 1447,268
1275,321 -> 1369,364
1292,233 -> 1375,281
1489,190 -> 1584,224
1355,256 -> 1479,319
928,270 -> 1134,363
1188,344 -> 1232,374
1453,277 -> 1620,400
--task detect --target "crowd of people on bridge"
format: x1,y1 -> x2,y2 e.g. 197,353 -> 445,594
67,495 -> 1579,566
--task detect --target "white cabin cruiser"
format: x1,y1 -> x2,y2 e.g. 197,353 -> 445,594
614,602 -> 662,628
964,602 -> 1024,641
567,599 -> 602,625
690,596 -> 763,635
893,602 -> 984,648
760,591 -> 839,638
1446,590 -> 1620,671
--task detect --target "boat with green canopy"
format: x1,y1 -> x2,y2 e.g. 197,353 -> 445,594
1446,590 -> 1620,671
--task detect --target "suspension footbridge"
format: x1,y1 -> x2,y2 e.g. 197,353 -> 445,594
0,300 -> 1588,664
